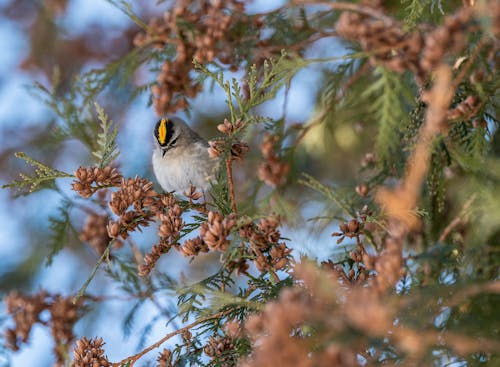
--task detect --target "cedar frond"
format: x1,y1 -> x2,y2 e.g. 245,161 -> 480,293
2,152 -> 73,194
92,102 -> 120,168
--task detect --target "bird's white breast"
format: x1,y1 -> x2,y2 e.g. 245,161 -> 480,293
152,142 -> 217,193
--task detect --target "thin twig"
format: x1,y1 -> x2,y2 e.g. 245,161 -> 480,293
268,268 -> 281,283
113,308 -> 236,367
282,80 -> 291,127
73,239 -> 115,304
291,0 -> 396,25
452,37 -> 487,90
226,156 -> 238,214
439,194 -> 476,242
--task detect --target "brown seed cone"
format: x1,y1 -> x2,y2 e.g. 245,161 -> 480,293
80,213 -> 122,255
217,118 -> 234,135
178,236 -> 208,257
5,291 -> 84,365
50,295 -> 83,364
106,220 -> 120,239
271,242 -> 291,259
239,223 -> 268,251
110,211 -> 155,240
4,291 -> 49,349
143,193 -> 178,216
231,141 -> 250,162
355,183 -> 369,197
347,219 -> 360,234
258,158 -> 290,188
208,139 -> 225,158
109,176 -> 156,216
72,166 -> 122,198
253,251 -> 270,272
138,240 -> 173,277
158,204 -> 184,240
200,211 -> 237,252
135,1 -> 247,114
227,257 -> 250,275
183,185 -> 203,201
204,335 -> 235,361
156,349 -> 173,367
217,118 -> 246,135
72,337 -> 110,367
259,133 -> 279,159
257,217 -> 281,244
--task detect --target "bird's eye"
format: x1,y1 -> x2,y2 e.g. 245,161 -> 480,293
170,138 -> 178,147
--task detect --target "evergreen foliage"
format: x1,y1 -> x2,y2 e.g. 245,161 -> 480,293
1,1 -> 499,366
2,152 -> 73,194
92,102 -> 120,168
363,67 -> 413,166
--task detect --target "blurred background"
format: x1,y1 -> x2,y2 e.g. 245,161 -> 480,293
0,0 -> 367,365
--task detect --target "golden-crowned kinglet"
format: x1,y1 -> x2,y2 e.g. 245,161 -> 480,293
152,117 -> 218,193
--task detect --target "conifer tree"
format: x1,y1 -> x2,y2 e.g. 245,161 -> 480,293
1,1 -> 499,366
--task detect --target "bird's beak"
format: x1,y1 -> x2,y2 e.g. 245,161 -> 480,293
162,149 -> 167,157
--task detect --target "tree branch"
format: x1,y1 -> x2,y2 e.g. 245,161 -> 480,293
226,156 -> 238,214
113,308 -> 236,366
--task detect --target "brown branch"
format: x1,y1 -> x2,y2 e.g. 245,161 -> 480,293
113,308 -> 236,367
226,156 -> 238,214
258,30 -> 337,56
446,280 -> 500,308
377,65 -> 454,230
373,65 -> 454,293
392,325 -> 500,357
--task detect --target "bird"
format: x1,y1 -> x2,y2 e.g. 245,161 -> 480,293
152,117 -> 218,193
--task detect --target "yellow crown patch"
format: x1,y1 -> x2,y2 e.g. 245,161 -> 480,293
158,118 -> 168,145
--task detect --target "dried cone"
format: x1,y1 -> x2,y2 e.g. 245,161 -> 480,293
355,183 -> 369,197
258,134 -> 289,187
217,118 -> 234,134
179,236 -> 208,257
158,205 -> 184,239
231,141 -> 250,162
200,211 -> 237,252
109,177 -> 156,216
134,1 -> 247,114
4,291 -> 49,350
184,185 -> 203,201
257,217 -> 281,244
204,336 -> 235,362
80,213 -> 121,255
138,241 -> 172,276
270,243 -> 292,270
72,166 -> 121,198
208,140 -> 225,158
72,337 -> 110,367
156,349 -> 173,367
